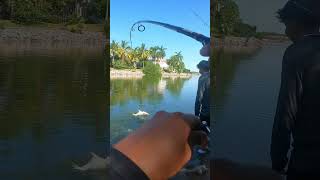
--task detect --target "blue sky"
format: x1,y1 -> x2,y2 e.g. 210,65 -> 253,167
110,0 -> 210,71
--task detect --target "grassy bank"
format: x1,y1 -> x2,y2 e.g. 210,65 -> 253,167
0,20 -> 104,32
110,68 -> 192,79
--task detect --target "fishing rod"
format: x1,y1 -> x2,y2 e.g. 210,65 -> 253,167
130,20 -> 210,50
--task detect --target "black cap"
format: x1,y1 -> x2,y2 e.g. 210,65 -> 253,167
197,60 -> 209,70
279,0 -> 320,23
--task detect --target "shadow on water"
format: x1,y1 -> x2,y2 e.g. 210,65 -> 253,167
212,44 -> 289,166
0,47 -> 108,180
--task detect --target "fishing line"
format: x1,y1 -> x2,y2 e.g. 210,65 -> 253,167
129,20 -> 210,50
190,8 -> 209,28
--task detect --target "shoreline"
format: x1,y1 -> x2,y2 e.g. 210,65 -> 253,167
0,27 -> 106,48
213,36 -> 290,52
110,69 -> 193,79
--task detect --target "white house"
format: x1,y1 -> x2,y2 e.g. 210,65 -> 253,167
152,58 -> 169,69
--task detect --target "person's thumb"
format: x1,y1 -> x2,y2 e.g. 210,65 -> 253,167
188,130 -> 208,148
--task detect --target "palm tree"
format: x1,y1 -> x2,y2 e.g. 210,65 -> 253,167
168,51 -> 184,73
174,51 -> 183,61
118,40 -> 130,62
149,47 -> 158,61
128,48 -> 140,68
137,43 -> 150,68
110,40 -> 119,63
157,46 -> 167,60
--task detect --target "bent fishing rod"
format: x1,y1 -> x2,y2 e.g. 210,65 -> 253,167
130,20 -> 210,53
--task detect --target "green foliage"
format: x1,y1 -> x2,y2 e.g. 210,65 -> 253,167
254,32 -> 265,39
0,22 -> 5,29
1,0 -> 106,24
167,52 -> 187,73
112,61 -> 131,70
217,0 -> 240,35
214,0 -> 257,38
66,23 -> 85,33
12,0 -> 49,24
87,0 -> 107,20
65,15 -> 86,26
143,61 -> 162,78
110,40 -> 190,73
254,32 -> 285,39
232,21 -> 257,37
183,69 -> 191,73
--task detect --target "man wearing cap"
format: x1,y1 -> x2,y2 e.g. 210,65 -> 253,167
270,0 -> 320,179
195,60 -> 210,130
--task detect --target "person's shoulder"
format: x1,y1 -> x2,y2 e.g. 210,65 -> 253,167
283,40 -> 311,66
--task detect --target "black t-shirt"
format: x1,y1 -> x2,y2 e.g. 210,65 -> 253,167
109,148 -> 149,180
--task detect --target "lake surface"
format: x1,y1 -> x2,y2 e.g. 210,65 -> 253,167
0,47 -> 108,180
110,76 -> 199,144
212,44 -> 290,166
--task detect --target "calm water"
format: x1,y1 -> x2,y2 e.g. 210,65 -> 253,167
110,76 -> 199,144
213,44 -> 290,166
0,47 -> 107,180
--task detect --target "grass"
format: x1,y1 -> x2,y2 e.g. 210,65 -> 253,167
0,19 -> 104,32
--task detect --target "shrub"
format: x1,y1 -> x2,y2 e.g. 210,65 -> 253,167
0,22 -> 5,29
66,23 -> 85,33
232,22 -> 257,37
143,61 -> 162,78
183,69 -> 191,73
12,0 -> 48,24
112,61 -> 130,69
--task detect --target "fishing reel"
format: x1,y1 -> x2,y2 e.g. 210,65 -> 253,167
200,121 -> 210,134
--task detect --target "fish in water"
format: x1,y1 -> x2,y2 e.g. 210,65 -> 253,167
72,152 -> 110,171
132,110 -> 149,116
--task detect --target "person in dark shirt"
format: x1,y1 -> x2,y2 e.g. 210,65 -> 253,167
110,111 -> 208,180
270,0 -> 320,179
195,60 -> 210,128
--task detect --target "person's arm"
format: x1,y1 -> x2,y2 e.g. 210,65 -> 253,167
271,48 -> 302,173
109,148 -> 149,180
195,77 -> 205,116
113,111 -> 207,180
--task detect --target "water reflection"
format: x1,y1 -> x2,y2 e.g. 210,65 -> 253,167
213,49 -> 260,115
0,48 -> 107,180
212,44 -> 289,166
110,76 -> 196,144
110,77 -> 190,106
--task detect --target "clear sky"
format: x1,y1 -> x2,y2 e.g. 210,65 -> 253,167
110,0 -> 210,72
234,0 -> 287,33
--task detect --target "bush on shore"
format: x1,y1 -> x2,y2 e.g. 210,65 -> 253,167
143,61 -> 162,78
112,61 -> 132,70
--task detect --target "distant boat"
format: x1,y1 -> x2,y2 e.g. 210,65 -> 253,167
133,110 -> 149,116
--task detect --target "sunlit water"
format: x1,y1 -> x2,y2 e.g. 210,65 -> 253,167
0,47 -> 107,180
110,76 -> 199,144
212,44 -> 290,166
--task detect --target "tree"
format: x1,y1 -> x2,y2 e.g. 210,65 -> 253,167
110,40 -> 119,63
218,0 -> 240,35
149,47 -> 158,61
213,0 -> 241,36
137,43 -> 150,68
127,48 -> 140,68
167,52 -> 186,73
156,46 -> 166,61
118,41 -> 130,62
143,61 -> 162,78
